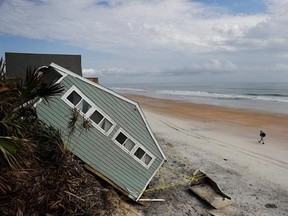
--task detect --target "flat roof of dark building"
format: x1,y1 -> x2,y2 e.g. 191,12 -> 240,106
5,52 -> 82,78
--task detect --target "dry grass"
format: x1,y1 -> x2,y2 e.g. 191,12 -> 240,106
0,63 -> 142,215
0,149 -> 131,215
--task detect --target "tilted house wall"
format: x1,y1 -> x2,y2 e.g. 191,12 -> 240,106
36,63 -> 166,201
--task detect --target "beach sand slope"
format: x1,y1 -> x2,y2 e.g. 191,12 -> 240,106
128,94 -> 288,216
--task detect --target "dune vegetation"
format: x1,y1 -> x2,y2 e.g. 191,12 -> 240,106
0,59 -> 137,215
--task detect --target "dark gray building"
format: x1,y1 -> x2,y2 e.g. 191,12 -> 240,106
5,52 -> 82,79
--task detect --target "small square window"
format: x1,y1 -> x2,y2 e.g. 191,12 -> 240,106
77,100 -> 91,113
134,148 -> 145,159
123,139 -> 135,151
67,91 -> 81,106
142,154 -> 152,165
40,66 -> 62,84
99,118 -> 113,132
116,132 -> 127,145
90,110 -> 104,124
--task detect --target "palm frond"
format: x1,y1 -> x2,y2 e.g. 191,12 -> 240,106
0,137 -> 17,167
68,107 -> 80,136
19,68 -> 64,105
0,136 -> 33,169
0,117 -> 22,137
19,68 -> 42,102
82,117 -> 92,131
37,82 -> 64,103
15,106 -> 38,124
0,176 -> 11,194
31,121 -> 67,166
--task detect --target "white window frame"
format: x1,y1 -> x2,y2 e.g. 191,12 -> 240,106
61,85 -> 116,136
112,128 -> 156,169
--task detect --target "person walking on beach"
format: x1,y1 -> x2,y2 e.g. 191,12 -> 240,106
258,130 -> 266,144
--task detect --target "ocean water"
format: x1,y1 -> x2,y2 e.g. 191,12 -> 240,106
106,82 -> 288,115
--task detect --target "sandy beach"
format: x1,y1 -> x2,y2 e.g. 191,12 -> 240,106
124,94 -> 288,216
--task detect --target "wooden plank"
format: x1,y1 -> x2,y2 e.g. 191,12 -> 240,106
138,199 -> 165,202
189,170 -> 232,209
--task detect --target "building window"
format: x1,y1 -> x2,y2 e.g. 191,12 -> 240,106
99,118 -> 113,133
123,139 -> 136,151
62,86 -> 115,135
134,147 -> 152,165
141,151 -> 153,165
134,147 -> 145,159
115,132 -> 136,152
67,91 -> 81,106
77,99 -> 92,114
113,129 -> 155,168
38,66 -> 65,84
90,110 -> 103,124
115,132 -> 127,145
67,90 -> 92,114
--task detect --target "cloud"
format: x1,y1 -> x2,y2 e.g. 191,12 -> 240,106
0,0 -> 267,52
241,0 -> 288,50
83,66 -> 154,77
83,67 -> 128,77
82,68 -> 96,76
83,58 -> 237,78
0,0 -> 288,82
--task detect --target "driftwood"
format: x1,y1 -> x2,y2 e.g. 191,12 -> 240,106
138,199 -> 165,202
189,169 -> 232,209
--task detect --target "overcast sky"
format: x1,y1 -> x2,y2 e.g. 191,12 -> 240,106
0,0 -> 288,84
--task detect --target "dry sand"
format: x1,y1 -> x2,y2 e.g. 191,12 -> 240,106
125,94 -> 288,216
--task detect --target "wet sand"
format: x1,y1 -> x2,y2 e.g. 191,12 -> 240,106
126,93 -> 288,144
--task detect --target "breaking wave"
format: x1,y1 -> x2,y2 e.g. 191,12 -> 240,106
155,90 -> 288,103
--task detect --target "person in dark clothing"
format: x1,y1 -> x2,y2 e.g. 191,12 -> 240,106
258,130 -> 266,144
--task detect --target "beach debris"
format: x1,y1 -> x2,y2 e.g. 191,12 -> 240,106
138,198 -> 165,202
189,169 -> 232,209
265,203 -> 277,208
